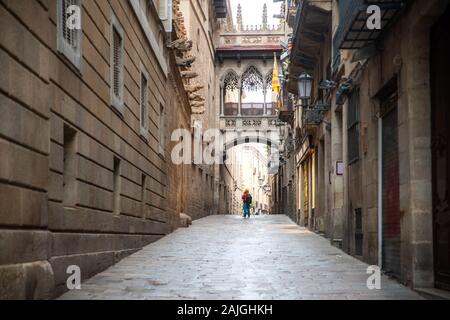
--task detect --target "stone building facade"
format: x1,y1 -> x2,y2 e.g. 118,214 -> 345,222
177,0 -> 220,220
215,2 -> 288,217
0,0 -> 225,299
281,0 -> 450,293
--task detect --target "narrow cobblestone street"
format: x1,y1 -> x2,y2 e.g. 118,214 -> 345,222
60,215 -> 422,300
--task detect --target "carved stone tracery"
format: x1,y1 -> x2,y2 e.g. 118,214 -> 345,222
223,71 -> 239,91
241,66 -> 264,91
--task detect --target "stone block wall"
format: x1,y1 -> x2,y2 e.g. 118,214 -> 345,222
0,0 -> 213,299
328,0 -> 449,288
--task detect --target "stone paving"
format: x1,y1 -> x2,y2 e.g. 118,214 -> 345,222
60,215 -> 423,300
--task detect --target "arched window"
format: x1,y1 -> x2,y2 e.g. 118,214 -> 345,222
241,66 -> 264,116
223,71 -> 240,116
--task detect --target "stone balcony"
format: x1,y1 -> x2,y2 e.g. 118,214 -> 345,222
219,115 -> 279,131
218,24 -> 285,50
220,101 -> 279,131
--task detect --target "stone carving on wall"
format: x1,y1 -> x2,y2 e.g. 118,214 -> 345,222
243,119 -> 263,127
242,36 -> 263,44
225,119 -> 237,127
224,36 -> 237,45
171,0 -> 205,115
268,36 -> 281,43
269,119 -> 278,126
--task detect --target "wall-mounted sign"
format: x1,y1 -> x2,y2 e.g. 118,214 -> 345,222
336,161 -> 344,176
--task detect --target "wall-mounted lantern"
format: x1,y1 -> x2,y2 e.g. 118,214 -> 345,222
298,72 -> 313,102
258,177 -> 264,187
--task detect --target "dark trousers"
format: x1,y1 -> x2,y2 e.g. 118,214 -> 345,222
243,203 -> 250,218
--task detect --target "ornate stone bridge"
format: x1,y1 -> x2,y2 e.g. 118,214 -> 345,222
216,3 -> 288,133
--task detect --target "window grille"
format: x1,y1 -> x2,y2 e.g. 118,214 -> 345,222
113,29 -> 122,100
111,15 -> 124,112
62,0 -> 78,50
57,0 -> 82,69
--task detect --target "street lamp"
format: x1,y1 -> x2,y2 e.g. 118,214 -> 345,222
298,72 -> 313,103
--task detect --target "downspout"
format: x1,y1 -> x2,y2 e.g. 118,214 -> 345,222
378,115 -> 383,267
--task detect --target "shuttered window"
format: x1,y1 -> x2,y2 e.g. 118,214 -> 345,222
57,0 -> 82,69
347,88 -> 360,164
140,68 -> 149,136
110,15 -> 124,113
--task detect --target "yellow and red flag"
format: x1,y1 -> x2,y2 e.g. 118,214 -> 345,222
271,52 -> 281,95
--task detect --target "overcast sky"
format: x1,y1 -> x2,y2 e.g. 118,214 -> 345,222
229,0 -> 283,27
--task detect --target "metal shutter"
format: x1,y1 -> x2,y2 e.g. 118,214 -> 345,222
381,92 -> 401,278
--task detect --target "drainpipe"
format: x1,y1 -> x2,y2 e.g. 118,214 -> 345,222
378,116 -> 383,267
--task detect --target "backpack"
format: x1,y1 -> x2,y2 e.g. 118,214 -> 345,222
246,194 -> 252,204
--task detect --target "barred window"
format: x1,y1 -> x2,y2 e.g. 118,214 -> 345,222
347,88 -> 360,164
111,15 -> 124,113
140,67 -> 149,136
57,0 -> 82,69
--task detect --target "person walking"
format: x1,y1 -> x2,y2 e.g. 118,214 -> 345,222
242,189 -> 252,219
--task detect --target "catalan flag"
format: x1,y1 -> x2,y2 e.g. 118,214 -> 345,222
271,52 -> 281,95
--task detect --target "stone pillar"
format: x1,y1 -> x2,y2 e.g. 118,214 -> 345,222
398,0 -> 445,289
331,101 -> 344,244
220,84 -> 224,116
238,80 -> 242,116
263,88 -> 267,115
237,4 -> 243,31
262,3 -> 268,30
